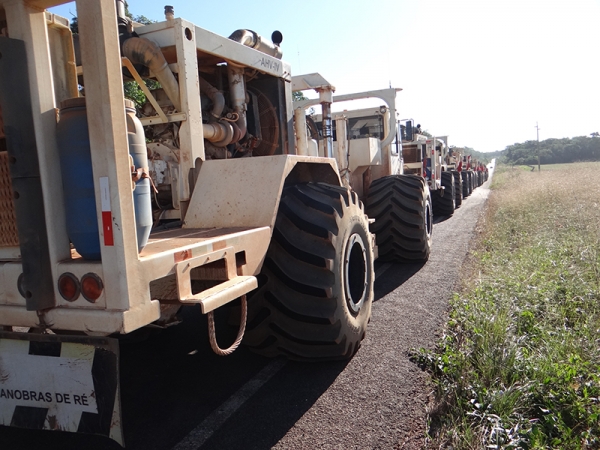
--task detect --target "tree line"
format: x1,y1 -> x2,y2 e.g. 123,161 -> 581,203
450,146 -> 501,164
503,136 -> 600,165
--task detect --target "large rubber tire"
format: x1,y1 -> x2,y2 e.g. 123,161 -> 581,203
366,175 -> 433,263
452,170 -> 462,208
470,170 -> 476,191
461,171 -> 470,198
244,183 -> 374,361
432,171 -> 455,216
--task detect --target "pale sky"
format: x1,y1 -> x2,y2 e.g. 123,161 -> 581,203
50,0 -> 600,153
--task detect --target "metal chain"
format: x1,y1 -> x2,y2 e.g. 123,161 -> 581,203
207,295 -> 247,356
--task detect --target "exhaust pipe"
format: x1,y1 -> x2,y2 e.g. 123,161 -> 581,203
203,122 -> 234,147
199,77 -> 225,120
115,0 -> 128,25
122,37 -> 182,112
122,37 -> 235,145
227,65 -> 247,143
228,29 -> 283,59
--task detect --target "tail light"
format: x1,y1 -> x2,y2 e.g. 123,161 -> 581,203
58,273 -> 80,302
81,273 -> 104,303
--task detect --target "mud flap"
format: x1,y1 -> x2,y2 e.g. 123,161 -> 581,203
0,331 -> 123,446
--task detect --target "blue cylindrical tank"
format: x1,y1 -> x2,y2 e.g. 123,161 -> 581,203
125,99 -> 152,253
56,97 -> 152,260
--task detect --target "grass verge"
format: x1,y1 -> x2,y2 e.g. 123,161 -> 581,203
415,162 -> 600,449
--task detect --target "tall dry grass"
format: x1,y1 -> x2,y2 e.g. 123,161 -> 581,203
415,163 -> 600,449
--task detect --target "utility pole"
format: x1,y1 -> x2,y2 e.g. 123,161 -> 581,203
535,122 -> 541,172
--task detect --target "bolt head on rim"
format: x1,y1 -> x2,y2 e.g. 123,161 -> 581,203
344,232 -> 368,316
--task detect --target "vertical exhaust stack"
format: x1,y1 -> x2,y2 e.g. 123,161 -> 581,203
226,30 -> 283,143
115,0 -> 127,22
115,0 -> 132,40
164,5 -> 175,22
227,65 -> 247,143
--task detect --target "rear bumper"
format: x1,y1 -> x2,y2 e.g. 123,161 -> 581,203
0,301 -> 160,334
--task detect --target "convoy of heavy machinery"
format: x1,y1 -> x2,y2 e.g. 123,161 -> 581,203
0,1 -> 487,444
301,85 -> 432,262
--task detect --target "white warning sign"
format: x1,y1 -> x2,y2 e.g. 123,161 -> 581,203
0,339 -> 98,431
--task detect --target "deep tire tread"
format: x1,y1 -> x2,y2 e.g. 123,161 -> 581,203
461,171 -> 470,198
366,175 -> 432,262
245,183 -> 373,361
452,171 -> 462,208
432,171 -> 455,216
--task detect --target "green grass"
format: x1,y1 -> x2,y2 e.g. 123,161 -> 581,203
415,163 -> 600,449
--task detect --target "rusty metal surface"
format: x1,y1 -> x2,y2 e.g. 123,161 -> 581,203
0,103 -> 4,139
403,143 -> 421,164
0,152 -> 19,247
0,121 -> 9,282
250,88 -> 279,156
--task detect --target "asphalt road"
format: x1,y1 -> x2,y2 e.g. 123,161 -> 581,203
0,174 -> 492,450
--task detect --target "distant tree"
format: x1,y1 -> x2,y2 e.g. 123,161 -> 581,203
292,91 -> 317,115
123,1 -> 153,24
503,136 -> 600,165
68,1 -> 153,33
131,14 -> 154,24
591,132 -> 599,137
70,16 -> 78,34
461,146 -> 491,164
293,91 -> 308,102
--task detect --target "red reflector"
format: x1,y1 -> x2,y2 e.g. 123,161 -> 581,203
81,273 -> 104,303
58,273 -> 80,302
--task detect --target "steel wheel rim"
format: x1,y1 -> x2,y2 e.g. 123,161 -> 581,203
344,233 -> 367,316
426,199 -> 433,238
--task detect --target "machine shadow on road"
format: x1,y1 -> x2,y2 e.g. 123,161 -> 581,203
433,215 -> 452,224
121,304 -> 351,450
198,358 -> 349,449
120,305 -> 351,450
373,262 -> 426,301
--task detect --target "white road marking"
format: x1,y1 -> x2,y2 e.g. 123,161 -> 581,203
173,358 -> 287,450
